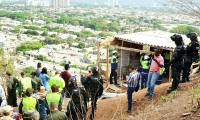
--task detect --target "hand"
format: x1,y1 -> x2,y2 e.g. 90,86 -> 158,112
115,69 -> 118,73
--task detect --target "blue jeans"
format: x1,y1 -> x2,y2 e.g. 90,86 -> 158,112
141,73 -> 148,89
147,71 -> 160,96
40,114 -> 47,120
127,87 -> 135,111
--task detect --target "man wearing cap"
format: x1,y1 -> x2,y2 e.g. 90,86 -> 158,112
30,72 -> 44,93
141,55 -> 150,89
110,50 -> 119,85
19,88 -> 40,120
5,71 -> 19,107
46,102 -> 67,120
45,84 -> 62,113
0,105 -> 14,120
19,72 -> 33,97
49,71 -> 65,93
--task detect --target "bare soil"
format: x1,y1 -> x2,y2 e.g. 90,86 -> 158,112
93,79 -> 200,120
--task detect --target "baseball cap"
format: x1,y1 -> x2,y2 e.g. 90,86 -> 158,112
6,71 -> 12,76
1,105 -> 13,113
26,88 -> 33,95
51,84 -> 60,91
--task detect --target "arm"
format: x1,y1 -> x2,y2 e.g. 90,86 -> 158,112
153,58 -> 164,67
46,75 -> 50,82
60,78 -> 65,89
7,79 -> 13,95
18,82 -> 22,97
98,78 -> 104,97
19,99 -> 23,114
1,86 -> 6,100
126,75 -> 132,85
58,95 -> 63,111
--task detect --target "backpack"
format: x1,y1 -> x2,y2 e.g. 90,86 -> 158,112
89,76 -> 100,92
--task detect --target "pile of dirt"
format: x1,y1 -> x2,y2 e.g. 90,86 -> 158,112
93,79 -> 200,120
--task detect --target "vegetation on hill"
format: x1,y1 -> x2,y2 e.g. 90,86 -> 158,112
170,25 -> 200,35
16,41 -> 43,52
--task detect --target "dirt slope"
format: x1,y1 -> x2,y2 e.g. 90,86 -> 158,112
94,80 -> 200,120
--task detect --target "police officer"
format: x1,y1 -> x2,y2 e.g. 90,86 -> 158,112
19,72 -> 33,97
45,84 -> 63,113
141,55 -> 150,89
82,66 -> 103,120
30,72 -> 44,93
180,32 -> 200,83
166,34 -> 185,93
19,88 -> 40,120
109,51 -> 119,85
66,77 -> 88,120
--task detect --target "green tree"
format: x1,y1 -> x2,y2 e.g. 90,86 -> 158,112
77,42 -> 85,49
25,30 -> 39,35
16,41 -> 43,52
37,55 -> 47,61
41,31 -> 48,36
170,25 -> 200,35
14,26 -> 20,33
23,66 -> 35,77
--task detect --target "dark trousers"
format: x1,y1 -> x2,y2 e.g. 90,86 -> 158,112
110,69 -> 117,84
7,92 -> 17,107
127,87 -> 135,111
171,64 -> 182,90
164,60 -> 170,77
67,102 -> 86,120
23,113 -> 32,120
90,93 -> 98,119
141,73 -> 148,89
182,57 -> 192,81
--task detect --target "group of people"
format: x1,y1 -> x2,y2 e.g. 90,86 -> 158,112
0,61 -> 104,120
109,32 -> 199,113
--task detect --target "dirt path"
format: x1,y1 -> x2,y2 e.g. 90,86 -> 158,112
93,80 -> 199,120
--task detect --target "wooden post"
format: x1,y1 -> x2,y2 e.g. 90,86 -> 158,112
169,51 -> 173,82
97,43 -> 101,68
106,44 -> 109,87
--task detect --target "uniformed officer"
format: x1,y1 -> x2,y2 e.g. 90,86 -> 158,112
141,55 -> 150,89
109,51 -> 119,85
180,32 -> 200,83
19,88 -> 40,120
19,72 -> 33,97
82,66 -> 103,120
30,72 -> 44,93
166,34 -> 185,93
45,84 -> 63,113
5,71 -> 19,107
66,77 -> 88,120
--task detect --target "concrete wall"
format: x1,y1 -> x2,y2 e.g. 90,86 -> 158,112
117,50 -> 140,78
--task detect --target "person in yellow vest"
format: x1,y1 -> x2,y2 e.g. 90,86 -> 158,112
141,55 -> 150,89
163,51 -> 170,77
19,72 -> 33,97
19,88 -> 40,120
110,51 -> 119,85
45,84 -> 63,114
49,71 -> 65,93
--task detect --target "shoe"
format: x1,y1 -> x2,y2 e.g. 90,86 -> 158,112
179,80 -> 186,83
115,83 -> 120,86
145,93 -> 150,97
125,110 -> 131,113
148,95 -> 153,99
110,82 -> 113,84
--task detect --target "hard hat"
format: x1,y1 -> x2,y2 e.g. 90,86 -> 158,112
112,51 -> 117,54
144,55 -> 149,60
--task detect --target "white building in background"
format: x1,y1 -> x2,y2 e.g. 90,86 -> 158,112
25,0 -> 50,6
108,0 -> 118,7
51,0 -> 70,7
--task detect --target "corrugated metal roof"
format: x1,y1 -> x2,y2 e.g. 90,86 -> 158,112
115,31 -> 191,49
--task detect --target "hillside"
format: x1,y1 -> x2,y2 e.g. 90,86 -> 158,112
93,77 -> 200,120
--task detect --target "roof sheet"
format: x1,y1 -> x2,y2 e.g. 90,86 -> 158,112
115,31 -> 191,49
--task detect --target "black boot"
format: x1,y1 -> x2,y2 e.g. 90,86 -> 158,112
166,87 -> 176,94
179,80 -> 186,83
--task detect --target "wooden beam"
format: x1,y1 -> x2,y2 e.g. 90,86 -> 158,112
106,44 -> 109,88
99,37 -> 115,46
97,43 -> 101,68
169,51 -> 173,82
109,45 -> 154,54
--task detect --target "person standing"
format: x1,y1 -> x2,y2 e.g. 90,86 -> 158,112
145,48 -> 164,98
82,66 -> 103,120
35,63 -> 42,78
19,72 -> 33,97
46,102 -> 67,120
19,88 -> 40,120
180,32 -> 200,83
30,72 -> 44,93
0,84 -> 6,107
109,51 -> 119,85
45,84 -> 62,113
5,71 -> 19,107
60,64 -> 72,97
141,55 -> 150,89
39,67 -> 50,91
166,34 -> 185,93
125,66 -> 140,113
66,77 -> 88,120
163,51 -> 170,78
49,71 -> 65,93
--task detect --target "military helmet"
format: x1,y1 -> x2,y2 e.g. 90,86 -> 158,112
186,32 -> 198,40
91,66 -> 99,74
69,76 -> 77,86
170,34 -> 183,41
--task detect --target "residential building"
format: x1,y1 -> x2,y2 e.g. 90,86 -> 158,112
51,0 -> 70,7
25,0 -> 50,6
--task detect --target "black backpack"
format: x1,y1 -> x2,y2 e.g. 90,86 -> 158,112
89,76 -> 100,92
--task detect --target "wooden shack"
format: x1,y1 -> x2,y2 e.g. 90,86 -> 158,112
97,31 -> 191,87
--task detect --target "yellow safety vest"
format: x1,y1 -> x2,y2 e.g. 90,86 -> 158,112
111,56 -> 118,63
141,60 -> 149,69
46,92 -> 61,105
23,96 -> 37,113
164,53 -> 170,60
21,77 -> 32,91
